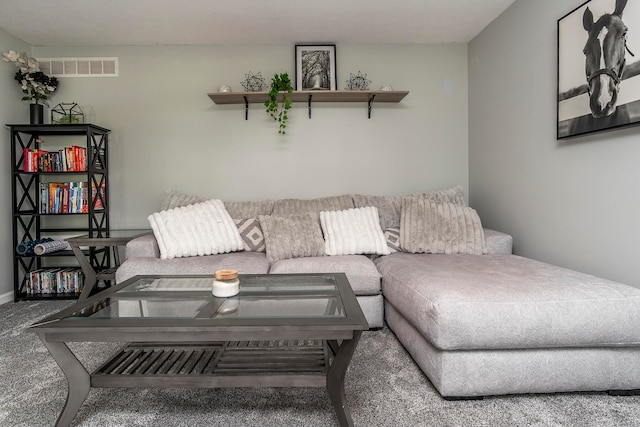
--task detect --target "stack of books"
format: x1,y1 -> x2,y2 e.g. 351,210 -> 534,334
27,268 -> 83,295
39,181 -> 105,214
23,146 -> 87,172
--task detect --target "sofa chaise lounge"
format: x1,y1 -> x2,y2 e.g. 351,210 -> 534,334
115,188 -> 640,398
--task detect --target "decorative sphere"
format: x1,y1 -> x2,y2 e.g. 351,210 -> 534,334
218,84 -> 232,93
379,85 -> 393,91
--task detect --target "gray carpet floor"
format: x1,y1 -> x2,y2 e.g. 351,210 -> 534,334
2,300 -> 640,426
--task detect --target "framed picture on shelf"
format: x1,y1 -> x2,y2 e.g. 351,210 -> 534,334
557,0 -> 640,139
295,44 -> 337,91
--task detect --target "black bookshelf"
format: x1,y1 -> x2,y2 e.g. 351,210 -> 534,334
8,124 -> 111,301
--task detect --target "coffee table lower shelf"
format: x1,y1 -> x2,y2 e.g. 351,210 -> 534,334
92,340 -> 330,388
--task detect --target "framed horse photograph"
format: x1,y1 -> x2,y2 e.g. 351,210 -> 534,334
557,0 -> 640,139
295,44 -> 337,91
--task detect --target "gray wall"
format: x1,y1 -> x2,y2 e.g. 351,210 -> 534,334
0,42 -> 469,301
0,30 -> 31,302
469,0 -> 640,287
32,44 -> 469,228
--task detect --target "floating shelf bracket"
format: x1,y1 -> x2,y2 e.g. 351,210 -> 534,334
243,96 -> 249,120
367,94 -> 376,119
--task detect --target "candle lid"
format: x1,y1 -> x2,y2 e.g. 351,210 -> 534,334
215,269 -> 238,281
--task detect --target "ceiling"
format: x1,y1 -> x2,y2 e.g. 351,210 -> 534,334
0,0 -> 516,46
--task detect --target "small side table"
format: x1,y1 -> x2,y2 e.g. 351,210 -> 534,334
66,229 -> 152,300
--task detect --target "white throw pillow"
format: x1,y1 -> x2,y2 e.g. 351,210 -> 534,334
320,206 -> 390,256
148,199 -> 243,259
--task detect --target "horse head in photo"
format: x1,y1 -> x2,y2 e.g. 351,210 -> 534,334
582,0 -> 634,118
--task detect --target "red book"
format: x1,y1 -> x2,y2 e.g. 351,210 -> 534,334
73,146 -> 80,171
81,147 -> 87,171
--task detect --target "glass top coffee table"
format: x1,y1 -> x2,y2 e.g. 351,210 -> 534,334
31,273 -> 368,427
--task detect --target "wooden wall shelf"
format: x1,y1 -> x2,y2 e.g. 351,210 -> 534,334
207,90 -> 409,119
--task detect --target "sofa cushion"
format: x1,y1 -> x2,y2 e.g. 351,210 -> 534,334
376,253 -> 640,350
258,213 -> 325,263
400,197 -> 486,255
352,194 -> 403,229
270,255 -> 381,295
319,206 -> 390,256
160,189 -> 206,210
224,200 -> 274,219
484,228 -> 513,255
125,233 -> 160,258
115,252 -> 270,283
234,218 -> 265,252
148,199 -> 243,259
272,194 -> 354,215
352,187 -> 466,231
413,185 -> 467,206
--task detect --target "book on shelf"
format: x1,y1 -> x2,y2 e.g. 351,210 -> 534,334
27,268 -> 83,295
23,145 -> 87,172
39,181 -> 105,214
23,148 -> 43,172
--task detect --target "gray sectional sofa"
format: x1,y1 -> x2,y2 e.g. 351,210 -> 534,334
115,188 -> 640,398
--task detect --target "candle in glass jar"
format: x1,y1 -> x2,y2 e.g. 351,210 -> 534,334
212,269 -> 239,297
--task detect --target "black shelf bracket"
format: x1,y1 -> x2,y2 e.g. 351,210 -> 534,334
308,95 -> 313,119
243,96 -> 249,120
368,94 -> 376,119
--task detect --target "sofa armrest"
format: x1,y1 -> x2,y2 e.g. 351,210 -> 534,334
125,234 -> 160,258
484,228 -> 513,255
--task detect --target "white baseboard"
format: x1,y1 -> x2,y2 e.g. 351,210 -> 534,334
0,291 -> 14,305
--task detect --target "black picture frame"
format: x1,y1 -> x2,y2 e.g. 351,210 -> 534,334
295,44 -> 337,91
557,0 -> 640,139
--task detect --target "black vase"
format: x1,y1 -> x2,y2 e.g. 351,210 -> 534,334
29,104 -> 44,125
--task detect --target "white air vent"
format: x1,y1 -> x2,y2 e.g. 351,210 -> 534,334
37,57 -> 118,77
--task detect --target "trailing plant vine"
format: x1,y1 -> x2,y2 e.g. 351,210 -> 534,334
264,72 -> 293,134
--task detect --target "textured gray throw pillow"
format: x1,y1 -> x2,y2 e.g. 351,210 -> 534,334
400,197 -> 486,254
258,213 -> 325,263
353,187 -> 465,231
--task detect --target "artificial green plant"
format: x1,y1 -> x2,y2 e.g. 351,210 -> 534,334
264,72 -> 293,134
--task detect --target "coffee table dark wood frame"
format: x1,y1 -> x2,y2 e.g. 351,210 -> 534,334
30,273 -> 368,427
